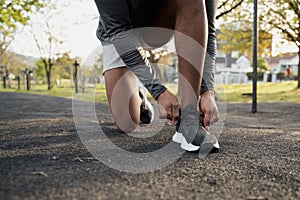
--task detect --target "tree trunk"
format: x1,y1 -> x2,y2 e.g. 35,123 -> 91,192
47,70 -> 51,91
298,49 -> 300,88
44,60 -> 53,91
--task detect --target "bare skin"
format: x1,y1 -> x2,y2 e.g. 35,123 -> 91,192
175,0 -> 208,109
200,90 -> 219,130
104,68 -> 141,133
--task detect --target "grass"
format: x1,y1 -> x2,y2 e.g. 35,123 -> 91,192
0,81 -> 299,103
0,82 -> 108,103
222,81 -> 300,103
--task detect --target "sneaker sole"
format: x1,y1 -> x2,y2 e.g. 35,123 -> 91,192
172,132 -> 200,152
172,132 -> 219,152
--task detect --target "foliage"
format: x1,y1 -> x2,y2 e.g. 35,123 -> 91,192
56,53 -> 75,79
35,53 -> 77,85
257,57 -> 270,72
0,0 -> 45,80
93,53 -> 104,75
35,59 -> 46,79
0,0 -> 45,35
260,0 -> 299,49
32,15 -> 64,90
218,0 -> 300,87
260,0 -> 300,88
246,71 -> 264,81
218,26 -> 272,58
217,0 -> 273,58
216,0 -> 246,20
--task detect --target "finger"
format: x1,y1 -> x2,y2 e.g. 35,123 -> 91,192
171,104 -> 180,124
203,112 -> 211,130
210,109 -> 220,124
199,111 -> 204,125
158,104 -> 168,119
165,106 -> 173,120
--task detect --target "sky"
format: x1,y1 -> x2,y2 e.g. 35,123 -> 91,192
8,1 -> 298,66
9,0 -> 101,66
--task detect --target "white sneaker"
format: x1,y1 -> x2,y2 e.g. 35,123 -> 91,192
172,105 -> 219,152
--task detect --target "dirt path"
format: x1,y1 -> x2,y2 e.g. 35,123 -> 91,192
0,92 -> 299,200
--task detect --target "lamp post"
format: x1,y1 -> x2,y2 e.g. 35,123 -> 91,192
23,68 -> 33,91
73,60 -> 79,94
0,66 -> 7,89
252,0 -> 258,113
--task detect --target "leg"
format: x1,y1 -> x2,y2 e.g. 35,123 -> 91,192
104,67 -> 142,133
145,0 -> 208,108
175,0 -> 208,108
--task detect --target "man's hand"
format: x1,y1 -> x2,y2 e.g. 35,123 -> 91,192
157,89 -> 179,124
199,90 -> 219,130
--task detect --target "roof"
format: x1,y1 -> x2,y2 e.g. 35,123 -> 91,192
269,52 -> 298,64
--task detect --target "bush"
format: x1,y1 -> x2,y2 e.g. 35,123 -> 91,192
246,71 -> 264,81
277,72 -> 285,81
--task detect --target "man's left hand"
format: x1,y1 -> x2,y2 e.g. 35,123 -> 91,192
199,90 -> 219,130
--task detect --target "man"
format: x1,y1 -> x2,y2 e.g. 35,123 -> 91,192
94,0 -> 219,152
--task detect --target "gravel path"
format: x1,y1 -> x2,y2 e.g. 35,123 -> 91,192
0,92 -> 299,200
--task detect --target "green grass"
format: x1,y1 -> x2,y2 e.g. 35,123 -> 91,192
0,83 -> 108,103
223,81 -> 300,103
0,81 -> 299,103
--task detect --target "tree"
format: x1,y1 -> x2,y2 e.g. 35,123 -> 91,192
217,0 -> 300,87
218,25 -> 272,58
93,53 -> 104,76
35,59 -> 46,81
56,53 -> 76,80
33,21 -> 64,90
0,0 -> 45,84
216,0 -> 246,20
260,0 -> 300,88
257,57 -> 271,72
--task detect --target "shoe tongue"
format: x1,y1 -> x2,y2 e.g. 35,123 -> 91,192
176,105 -> 199,132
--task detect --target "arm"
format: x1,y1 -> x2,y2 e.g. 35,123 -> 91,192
199,0 -> 219,130
202,0 -> 218,91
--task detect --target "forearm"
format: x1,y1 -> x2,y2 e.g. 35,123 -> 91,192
203,0 -> 218,91
111,31 -> 166,100
200,79 -> 209,95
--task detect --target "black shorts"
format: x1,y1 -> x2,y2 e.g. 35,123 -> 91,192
125,0 -> 163,27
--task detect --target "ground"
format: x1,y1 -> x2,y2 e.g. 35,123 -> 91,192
0,92 -> 299,200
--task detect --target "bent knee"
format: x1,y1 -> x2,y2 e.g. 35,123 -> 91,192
116,120 -> 139,133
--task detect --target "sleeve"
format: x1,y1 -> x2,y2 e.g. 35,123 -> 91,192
200,79 -> 209,95
202,0 -> 218,92
94,0 -> 166,100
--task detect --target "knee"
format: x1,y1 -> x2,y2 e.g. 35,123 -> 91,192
111,104 -> 140,133
116,119 -> 139,133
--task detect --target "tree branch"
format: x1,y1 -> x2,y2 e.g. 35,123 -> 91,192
216,0 -> 245,19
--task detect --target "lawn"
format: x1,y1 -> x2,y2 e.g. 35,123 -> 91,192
222,81 -> 300,103
0,81 -> 299,103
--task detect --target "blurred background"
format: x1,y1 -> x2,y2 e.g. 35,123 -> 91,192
0,0 -> 299,103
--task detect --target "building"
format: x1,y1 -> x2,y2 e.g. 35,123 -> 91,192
269,52 -> 299,76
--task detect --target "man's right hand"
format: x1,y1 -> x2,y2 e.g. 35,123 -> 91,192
157,89 -> 179,124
